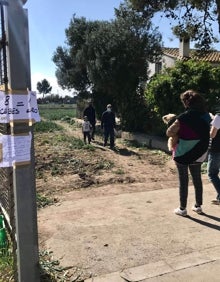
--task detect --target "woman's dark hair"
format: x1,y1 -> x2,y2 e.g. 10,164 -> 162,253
180,90 -> 206,111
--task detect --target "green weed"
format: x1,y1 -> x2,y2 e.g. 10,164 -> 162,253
114,168 -> 125,175
34,121 -> 63,133
39,108 -> 76,121
36,193 -> 58,209
39,250 -> 88,281
122,139 -> 143,148
83,144 -> 95,151
95,160 -> 114,170
0,228 -> 14,282
0,253 -> 14,282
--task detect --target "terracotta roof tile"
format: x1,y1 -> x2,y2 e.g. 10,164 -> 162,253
162,47 -> 220,63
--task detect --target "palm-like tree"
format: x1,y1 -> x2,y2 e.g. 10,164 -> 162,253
37,79 -> 52,98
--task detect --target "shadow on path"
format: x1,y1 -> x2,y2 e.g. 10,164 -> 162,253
186,214 -> 220,231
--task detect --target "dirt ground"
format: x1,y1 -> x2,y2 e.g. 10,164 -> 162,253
35,120 -> 180,199
35,120 -> 211,281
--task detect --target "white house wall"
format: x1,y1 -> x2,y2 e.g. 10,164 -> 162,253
162,55 -> 176,69
148,55 -> 176,78
148,62 -> 156,78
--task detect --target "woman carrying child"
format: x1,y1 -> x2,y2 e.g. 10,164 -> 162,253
166,90 -> 211,216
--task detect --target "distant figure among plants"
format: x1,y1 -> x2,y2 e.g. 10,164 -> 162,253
82,116 -> 92,144
101,104 -> 116,149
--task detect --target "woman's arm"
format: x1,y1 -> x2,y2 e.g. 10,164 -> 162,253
210,126 -> 218,138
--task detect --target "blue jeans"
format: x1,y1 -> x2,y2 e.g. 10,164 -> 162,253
207,152 -> 220,200
176,162 -> 203,209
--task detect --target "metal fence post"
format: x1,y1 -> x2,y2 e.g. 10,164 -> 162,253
5,1 -> 40,281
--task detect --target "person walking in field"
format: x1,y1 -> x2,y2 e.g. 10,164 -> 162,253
82,116 -> 92,144
83,101 -> 96,140
101,104 -> 116,149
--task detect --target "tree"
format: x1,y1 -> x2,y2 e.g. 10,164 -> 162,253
37,79 -> 52,98
145,60 -> 220,133
53,1 -> 162,131
129,0 -> 220,50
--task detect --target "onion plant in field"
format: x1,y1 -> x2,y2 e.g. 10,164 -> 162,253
39,107 -> 77,121
34,121 -> 63,133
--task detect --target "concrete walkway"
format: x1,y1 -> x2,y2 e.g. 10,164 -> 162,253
86,250 -> 220,281
85,187 -> 220,282
38,182 -> 220,282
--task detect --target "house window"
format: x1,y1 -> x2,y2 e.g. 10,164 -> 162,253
155,62 -> 162,74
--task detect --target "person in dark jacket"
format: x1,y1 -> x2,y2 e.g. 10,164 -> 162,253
101,104 -> 116,149
167,90 -> 211,216
83,101 -> 96,140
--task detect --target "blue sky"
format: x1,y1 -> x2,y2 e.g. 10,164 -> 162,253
24,0 -> 220,96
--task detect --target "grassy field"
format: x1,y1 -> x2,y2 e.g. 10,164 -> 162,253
38,105 -> 77,121
39,103 -> 77,109
34,105 -> 78,133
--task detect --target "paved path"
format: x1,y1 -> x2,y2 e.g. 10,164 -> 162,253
38,183 -> 220,281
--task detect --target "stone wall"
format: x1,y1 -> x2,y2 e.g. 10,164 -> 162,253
121,132 -> 169,153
